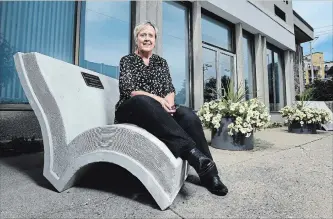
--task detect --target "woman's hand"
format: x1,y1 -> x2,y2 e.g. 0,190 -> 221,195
158,97 -> 176,115
131,91 -> 176,115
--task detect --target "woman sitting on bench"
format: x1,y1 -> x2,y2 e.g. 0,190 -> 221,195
115,21 -> 228,196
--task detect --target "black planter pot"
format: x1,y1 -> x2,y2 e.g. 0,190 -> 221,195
211,117 -> 254,151
288,122 -> 317,134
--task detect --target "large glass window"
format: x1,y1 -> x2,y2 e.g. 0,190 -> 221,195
162,1 -> 189,106
79,1 -> 131,79
267,46 -> 285,111
202,14 -> 233,51
201,13 -> 235,103
242,33 -> 255,100
203,45 -> 235,103
0,1 -> 76,103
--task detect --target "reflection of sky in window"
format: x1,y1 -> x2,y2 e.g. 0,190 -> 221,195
82,1 -> 130,67
162,1 -> 188,104
202,15 -> 232,51
219,54 -> 232,77
203,48 -> 216,82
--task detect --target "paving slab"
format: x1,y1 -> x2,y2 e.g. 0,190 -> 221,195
1,129 -> 332,218
208,127 -> 332,167
170,135 -> 333,218
0,155 -> 180,218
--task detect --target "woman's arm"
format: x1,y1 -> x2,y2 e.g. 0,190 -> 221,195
131,90 -> 175,113
164,92 -> 175,107
119,56 -> 174,113
118,57 -> 163,103
118,57 -> 136,99
131,90 -> 161,101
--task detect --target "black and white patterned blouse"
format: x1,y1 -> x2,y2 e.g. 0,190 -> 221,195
115,53 -> 176,111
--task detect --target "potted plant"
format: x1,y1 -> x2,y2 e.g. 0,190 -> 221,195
197,81 -> 271,151
280,104 -> 331,134
280,89 -> 331,134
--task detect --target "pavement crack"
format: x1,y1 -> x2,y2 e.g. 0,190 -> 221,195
293,134 -> 333,149
169,207 -> 185,219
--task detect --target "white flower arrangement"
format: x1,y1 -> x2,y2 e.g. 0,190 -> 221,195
197,98 -> 271,138
280,103 -> 331,126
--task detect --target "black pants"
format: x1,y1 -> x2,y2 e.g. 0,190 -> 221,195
115,95 -> 213,160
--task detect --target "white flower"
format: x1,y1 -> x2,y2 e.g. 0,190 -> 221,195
228,123 -> 234,129
204,113 -> 212,121
245,132 -> 252,138
210,103 -> 218,109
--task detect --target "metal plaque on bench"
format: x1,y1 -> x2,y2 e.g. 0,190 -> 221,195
81,72 -> 104,89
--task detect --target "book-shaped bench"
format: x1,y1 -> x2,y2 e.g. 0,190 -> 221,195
14,52 -> 189,210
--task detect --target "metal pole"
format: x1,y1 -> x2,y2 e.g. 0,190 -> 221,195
310,41 -> 314,83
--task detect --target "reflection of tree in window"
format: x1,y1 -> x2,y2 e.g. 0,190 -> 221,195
243,80 -> 250,99
203,63 -> 216,102
0,34 -> 14,89
175,79 -> 186,105
221,75 -> 230,97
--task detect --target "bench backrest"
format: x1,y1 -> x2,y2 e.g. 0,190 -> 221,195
14,52 -> 119,145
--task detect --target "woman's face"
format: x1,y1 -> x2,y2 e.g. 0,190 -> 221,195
136,25 -> 156,53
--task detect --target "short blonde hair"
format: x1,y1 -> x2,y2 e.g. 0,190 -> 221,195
133,21 -> 158,44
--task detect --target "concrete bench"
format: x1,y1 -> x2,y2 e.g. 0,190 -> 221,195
14,52 -> 189,210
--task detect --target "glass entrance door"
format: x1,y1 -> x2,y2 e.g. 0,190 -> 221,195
202,44 -> 236,102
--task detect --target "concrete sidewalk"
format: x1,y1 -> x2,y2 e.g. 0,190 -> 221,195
1,128 -> 332,218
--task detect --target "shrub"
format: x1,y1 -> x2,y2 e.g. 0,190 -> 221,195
301,79 -> 333,101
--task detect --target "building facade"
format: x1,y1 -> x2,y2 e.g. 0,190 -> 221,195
303,52 -> 326,84
0,0 -> 314,141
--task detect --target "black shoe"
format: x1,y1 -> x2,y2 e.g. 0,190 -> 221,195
200,168 -> 228,196
185,148 -> 228,196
